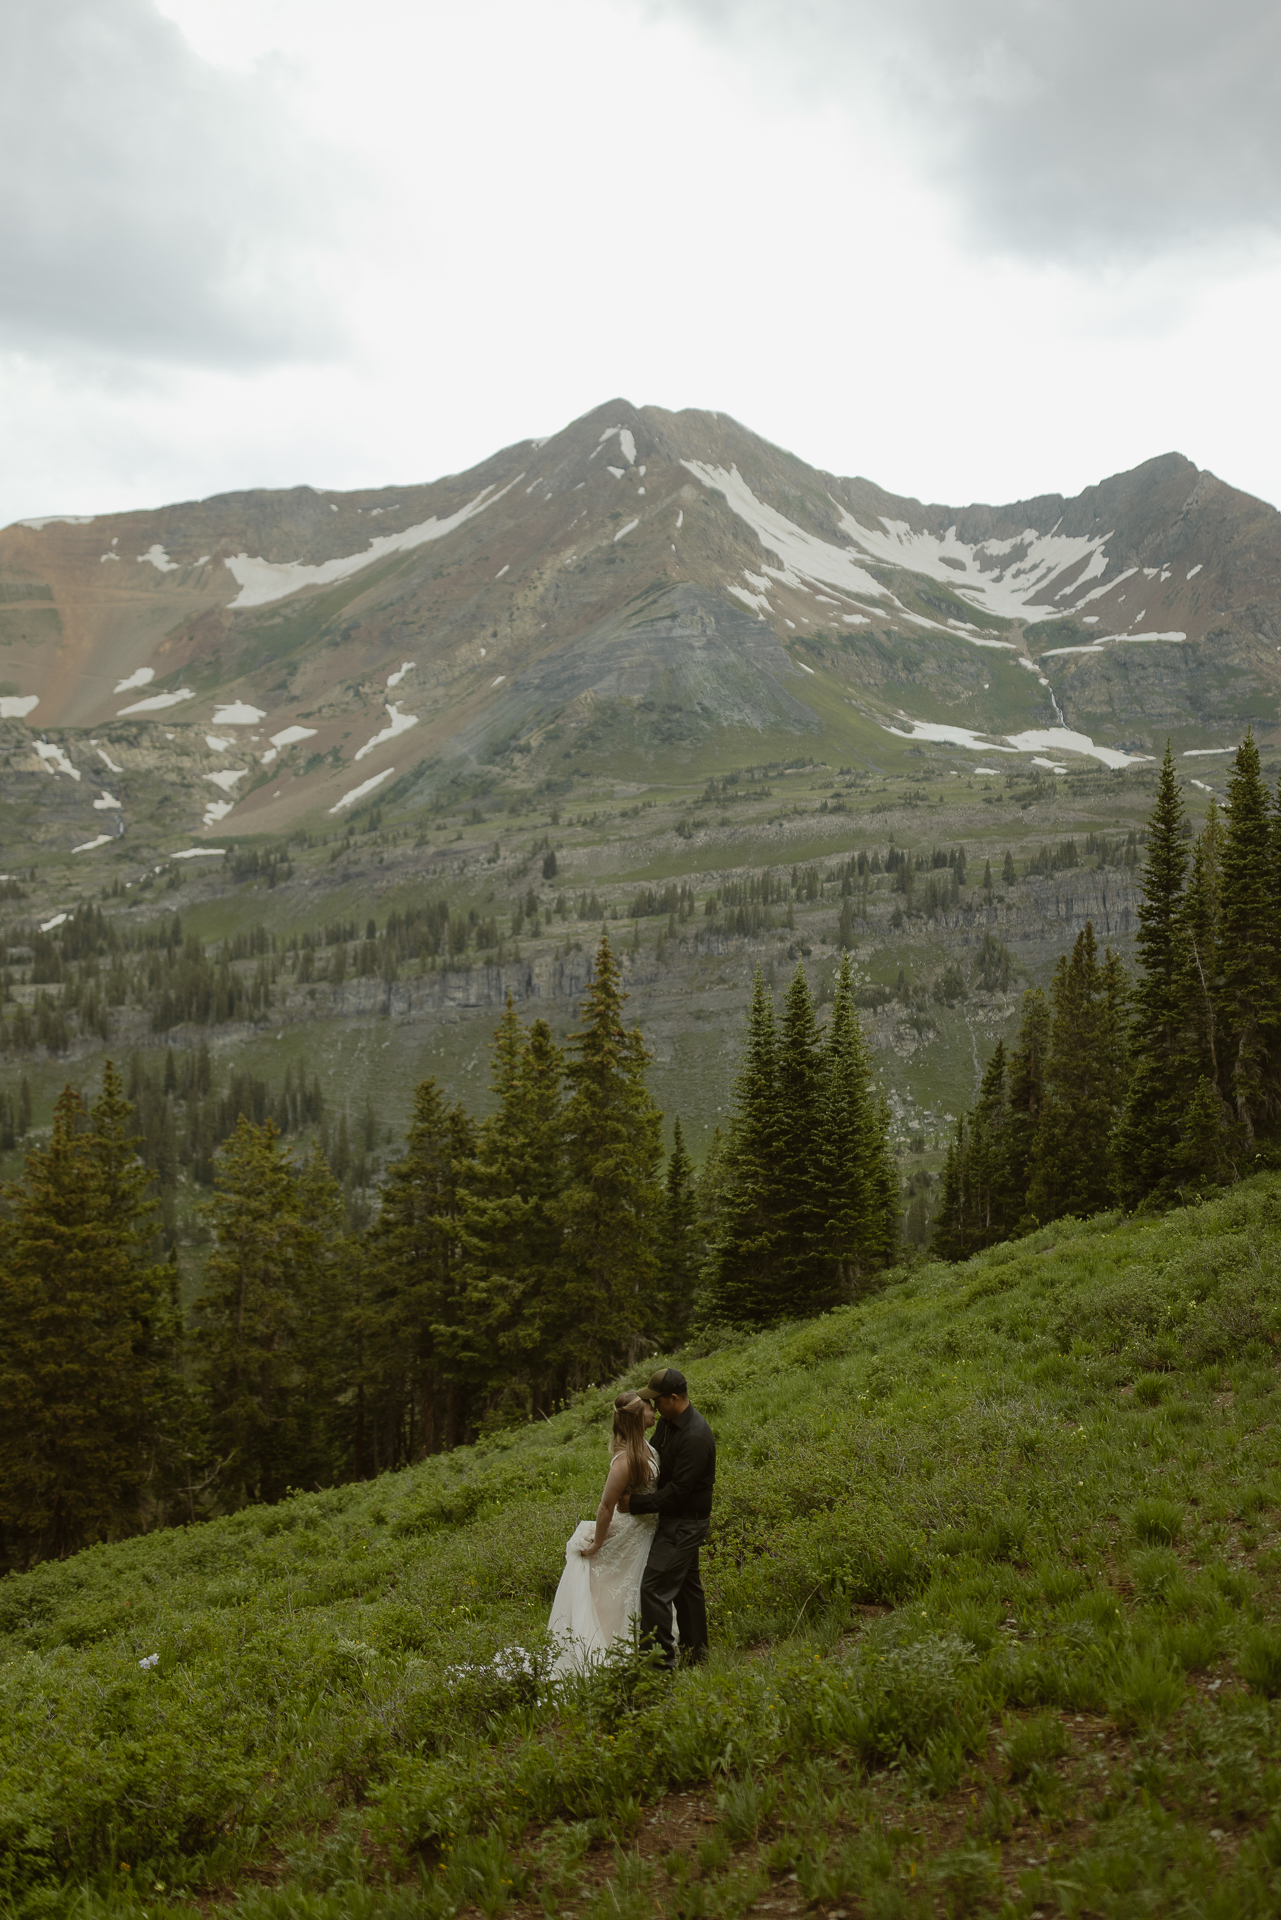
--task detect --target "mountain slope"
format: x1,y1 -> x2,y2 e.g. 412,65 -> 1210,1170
1,402 -> 1279,856
2,1177 -> 1281,1913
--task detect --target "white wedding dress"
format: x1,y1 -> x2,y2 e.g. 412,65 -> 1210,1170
548,1442 -> 661,1677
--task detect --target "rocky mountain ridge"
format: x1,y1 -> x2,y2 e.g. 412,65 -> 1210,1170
1,402 -> 1278,862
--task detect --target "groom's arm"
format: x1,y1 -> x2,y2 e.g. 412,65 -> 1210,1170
628,1423 -> 714,1515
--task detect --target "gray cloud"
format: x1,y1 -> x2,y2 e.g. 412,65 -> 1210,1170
656,0 -> 1281,261
0,0 -> 341,366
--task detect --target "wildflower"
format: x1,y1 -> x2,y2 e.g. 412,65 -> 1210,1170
139,1653 -> 159,1671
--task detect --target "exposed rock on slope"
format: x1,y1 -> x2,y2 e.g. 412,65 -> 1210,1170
1,402 -> 1278,855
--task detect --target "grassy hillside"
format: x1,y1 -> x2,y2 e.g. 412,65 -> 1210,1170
5,1180 -> 1281,1917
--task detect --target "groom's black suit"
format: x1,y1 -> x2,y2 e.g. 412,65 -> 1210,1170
627,1403 -> 716,1668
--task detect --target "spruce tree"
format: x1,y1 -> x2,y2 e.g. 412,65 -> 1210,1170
772,962 -> 831,1317
655,1118 -> 699,1347
706,967 -> 781,1325
360,1079 -> 475,1460
1117,743 -> 1190,1202
196,1116 -> 306,1505
1214,732 -> 1281,1145
1180,799 -> 1223,1092
290,1143 -> 350,1486
932,1120 -> 967,1262
455,1002 -> 567,1416
556,934 -> 663,1389
0,1067 -> 176,1566
968,1041 -> 1015,1248
1025,923 -> 1128,1224
821,953 -> 880,1294
866,1091 -> 903,1268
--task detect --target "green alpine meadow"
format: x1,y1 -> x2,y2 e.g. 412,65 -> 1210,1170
3,1175 -> 1281,1918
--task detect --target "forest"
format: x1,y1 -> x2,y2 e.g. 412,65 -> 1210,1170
0,736 -> 1269,1574
932,735 -> 1281,1258
0,939 -> 898,1572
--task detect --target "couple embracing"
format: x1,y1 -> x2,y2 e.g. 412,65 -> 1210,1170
548,1368 -> 716,1675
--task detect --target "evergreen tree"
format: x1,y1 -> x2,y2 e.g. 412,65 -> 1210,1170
1025,924 -> 1128,1224
1006,987 -> 1051,1216
556,934 -> 664,1389
455,1001 -> 567,1417
290,1143 -> 351,1486
1180,799 -> 1223,1093
706,967 -> 781,1325
655,1117 -> 699,1346
932,1122 -> 966,1262
359,1080 -> 475,1461
0,1066 -> 176,1566
932,1046 -> 1015,1261
196,1117 -> 307,1505
1214,732 -> 1281,1145
866,1091 -> 903,1269
821,953 -> 881,1294
772,963 -> 831,1316
1117,743 -> 1191,1202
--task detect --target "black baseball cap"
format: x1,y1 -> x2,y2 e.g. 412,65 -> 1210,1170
638,1367 -> 688,1405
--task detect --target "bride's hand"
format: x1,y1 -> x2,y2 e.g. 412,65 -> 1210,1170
579,1541 -> 600,1557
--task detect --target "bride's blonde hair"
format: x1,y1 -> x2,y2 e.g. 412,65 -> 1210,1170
611,1393 -> 651,1493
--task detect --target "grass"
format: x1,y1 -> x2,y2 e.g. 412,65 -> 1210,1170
3,1178 -> 1281,1913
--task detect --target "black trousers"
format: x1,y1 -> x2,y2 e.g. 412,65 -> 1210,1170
639,1520 -> 709,1667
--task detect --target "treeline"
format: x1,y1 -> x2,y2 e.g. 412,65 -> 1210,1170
933,737 -> 1275,1257
0,934 -> 903,1568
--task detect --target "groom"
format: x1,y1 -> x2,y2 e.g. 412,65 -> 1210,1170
622,1367 -> 716,1668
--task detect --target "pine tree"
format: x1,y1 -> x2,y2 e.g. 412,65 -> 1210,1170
1180,799 -> 1223,1093
706,967 -> 781,1325
290,1143 -> 350,1486
196,1116 -> 307,1505
1025,924 -> 1128,1224
1116,743 -> 1190,1202
932,1047 -> 1014,1262
656,1118 -> 699,1347
360,1079 -> 475,1460
1006,988 -> 1051,1219
0,1066 -> 177,1567
772,962 -> 831,1317
1214,732 -> 1281,1145
821,953 -> 882,1294
932,1121 -> 967,1262
967,1041 -> 1015,1247
866,1092 -> 903,1268
556,934 -> 663,1389
455,1001 -> 567,1417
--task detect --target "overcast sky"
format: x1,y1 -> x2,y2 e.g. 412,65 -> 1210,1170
2,0 -> 1279,526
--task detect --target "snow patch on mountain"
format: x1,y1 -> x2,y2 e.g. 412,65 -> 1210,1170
222,476 -> 523,610
832,508 -> 1116,622
883,714 -> 1148,769
330,766 -> 396,813
118,689 -> 195,715
354,703 -> 417,762
34,741 -> 80,780
114,667 -> 155,694
0,694 -> 39,718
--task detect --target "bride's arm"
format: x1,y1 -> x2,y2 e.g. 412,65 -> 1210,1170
580,1454 -> 630,1557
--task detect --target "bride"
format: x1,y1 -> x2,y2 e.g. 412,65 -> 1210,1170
548,1393 -> 661,1676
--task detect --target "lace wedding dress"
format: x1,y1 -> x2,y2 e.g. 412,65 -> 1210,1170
548,1443 -> 659,1677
